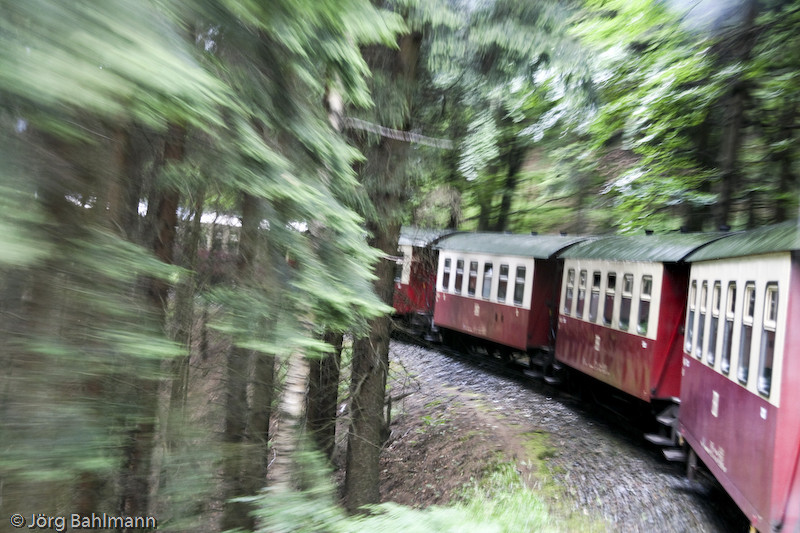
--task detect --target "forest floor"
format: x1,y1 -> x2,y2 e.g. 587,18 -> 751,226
372,341 -> 748,533
379,351 -> 540,508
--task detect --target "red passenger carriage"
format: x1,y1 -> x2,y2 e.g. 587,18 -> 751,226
392,227 -> 455,334
679,222 -> 800,533
432,233 -> 587,354
555,233 -> 725,403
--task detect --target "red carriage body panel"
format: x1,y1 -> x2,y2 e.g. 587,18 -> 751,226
680,358 -> 777,527
433,233 -> 587,352
393,258 -> 436,315
554,233 -> 726,403
679,223 -> 800,532
392,227 -> 454,317
527,259 -> 561,350
434,292 -> 530,350
555,263 -> 687,401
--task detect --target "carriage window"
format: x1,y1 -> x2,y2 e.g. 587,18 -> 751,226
758,284 -> 779,397
619,274 -> 633,330
695,281 -> 708,359
455,259 -> 464,294
482,262 -> 493,299
394,260 -> 403,283
685,281 -> 697,353
467,261 -> 478,296
513,266 -> 526,305
497,264 -> 509,302
707,282 -> 721,366
564,269 -> 575,315
454,259 -> 464,294
721,282 -> 736,375
442,258 -> 451,291
589,271 -> 601,322
738,282 -> 756,385
638,275 -> 652,335
576,270 -> 587,318
602,272 -> 616,326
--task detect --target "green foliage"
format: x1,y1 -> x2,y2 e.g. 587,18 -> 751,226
532,0 -> 800,232
249,448 -> 555,533
409,0 -> 578,231
0,0 -> 224,132
0,227 -> 183,511
557,0 -> 723,230
457,462 -> 554,533
0,0 -> 403,522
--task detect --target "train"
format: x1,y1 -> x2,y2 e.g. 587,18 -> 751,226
392,223 -> 800,533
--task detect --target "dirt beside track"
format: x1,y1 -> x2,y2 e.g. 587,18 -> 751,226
379,340 -> 749,533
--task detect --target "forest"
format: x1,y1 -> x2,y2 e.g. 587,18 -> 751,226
0,0 -> 797,531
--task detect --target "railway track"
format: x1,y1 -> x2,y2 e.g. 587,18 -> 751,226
393,322 -> 665,445
387,338 -> 749,532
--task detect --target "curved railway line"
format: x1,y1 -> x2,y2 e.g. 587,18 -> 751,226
386,337 -> 749,531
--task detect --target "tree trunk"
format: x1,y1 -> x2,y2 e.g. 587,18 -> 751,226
684,118 -> 715,231
269,351 -> 311,489
118,121 -> 185,526
571,169 -> 590,234
344,221 -> 400,512
344,25 -> 420,513
713,0 -> 758,229
165,190 -> 205,451
773,97 -> 797,223
477,190 -> 493,231
219,345 -> 251,531
307,331 -> 343,459
493,144 -> 525,232
219,192 -> 263,532
242,346 -> 275,494
715,89 -> 746,228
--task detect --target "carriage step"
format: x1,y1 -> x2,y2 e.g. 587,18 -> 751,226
656,412 -> 677,426
544,375 -> 562,385
663,448 -> 687,462
644,433 -> 676,446
655,404 -> 679,426
523,369 -> 544,379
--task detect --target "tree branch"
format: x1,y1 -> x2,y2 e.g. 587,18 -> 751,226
343,117 -> 455,150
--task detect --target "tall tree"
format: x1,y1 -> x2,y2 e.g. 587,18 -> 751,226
0,1 -> 399,529
344,3 -> 426,508
0,0 -> 220,520
432,0 -> 575,232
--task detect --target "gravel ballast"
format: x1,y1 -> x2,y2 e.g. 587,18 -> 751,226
381,340 -> 748,533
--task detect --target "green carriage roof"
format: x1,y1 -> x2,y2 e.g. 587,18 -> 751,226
434,233 -> 589,259
558,232 -> 727,262
686,220 -> 800,261
398,226 -> 457,248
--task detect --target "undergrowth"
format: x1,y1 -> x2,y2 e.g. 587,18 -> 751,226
249,448 -> 559,533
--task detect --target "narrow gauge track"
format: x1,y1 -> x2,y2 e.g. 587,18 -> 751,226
390,327 -> 749,532
393,322 -> 657,438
